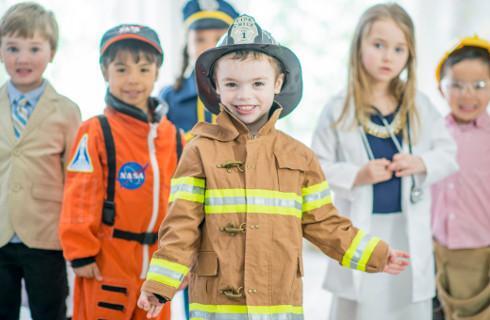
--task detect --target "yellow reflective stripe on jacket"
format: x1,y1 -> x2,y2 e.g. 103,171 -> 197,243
302,181 -> 332,212
204,189 -> 302,218
169,177 -> 205,203
190,303 -> 303,320
146,258 -> 189,288
341,230 -> 381,271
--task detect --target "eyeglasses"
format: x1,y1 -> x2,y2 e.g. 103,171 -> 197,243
442,79 -> 489,95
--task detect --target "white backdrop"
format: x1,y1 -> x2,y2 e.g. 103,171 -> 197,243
1,1 -> 489,319
0,0 -> 489,144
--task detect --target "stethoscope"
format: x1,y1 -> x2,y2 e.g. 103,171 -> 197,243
358,108 -> 423,204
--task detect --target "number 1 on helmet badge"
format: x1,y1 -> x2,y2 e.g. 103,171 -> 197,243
230,15 -> 258,44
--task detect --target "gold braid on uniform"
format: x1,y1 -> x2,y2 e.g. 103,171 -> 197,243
360,107 -> 405,138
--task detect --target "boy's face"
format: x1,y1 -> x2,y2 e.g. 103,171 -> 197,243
103,50 -> 158,112
361,19 -> 409,85
215,55 -> 284,131
440,59 -> 490,123
0,32 -> 54,93
187,28 -> 227,63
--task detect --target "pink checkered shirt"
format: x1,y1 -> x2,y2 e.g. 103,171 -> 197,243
431,112 -> 490,249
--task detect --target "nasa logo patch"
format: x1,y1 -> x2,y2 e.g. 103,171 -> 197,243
117,162 -> 148,190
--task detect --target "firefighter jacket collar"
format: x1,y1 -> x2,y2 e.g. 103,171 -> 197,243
191,103 -> 282,141
105,90 -> 162,123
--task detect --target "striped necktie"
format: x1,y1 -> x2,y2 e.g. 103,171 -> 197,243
12,96 -> 31,139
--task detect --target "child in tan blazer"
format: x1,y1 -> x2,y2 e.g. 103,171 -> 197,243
0,3 -> 80,319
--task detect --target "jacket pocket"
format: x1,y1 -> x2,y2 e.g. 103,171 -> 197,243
92,278 -> 134,320
195,251 -> 219,276
274,151 -> 306,193
31,183 -> 63,203
193,251 -> 219,299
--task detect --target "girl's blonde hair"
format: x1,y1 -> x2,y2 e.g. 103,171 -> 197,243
337,3 -> 419,138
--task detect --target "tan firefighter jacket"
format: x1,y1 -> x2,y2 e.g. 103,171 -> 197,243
142,106 -> 389,319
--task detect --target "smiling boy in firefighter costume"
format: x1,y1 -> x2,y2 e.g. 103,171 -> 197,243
138,15 -> 410,319
59,24 -> 183,320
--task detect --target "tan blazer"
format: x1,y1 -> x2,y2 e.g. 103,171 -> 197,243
0,81 -> 81,250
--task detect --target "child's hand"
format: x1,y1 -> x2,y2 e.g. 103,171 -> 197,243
389,153 -> 426,177
73,262 -> 103,281
137,291 -> 165,319
354,158 -> 392,186
383,248 -> 410,275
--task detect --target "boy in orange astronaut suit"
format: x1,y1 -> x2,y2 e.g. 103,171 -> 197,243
60,24 -> 182,320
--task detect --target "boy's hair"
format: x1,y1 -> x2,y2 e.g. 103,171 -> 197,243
0,2 -> 59,51
100,39 -> 163,69
337,3 -> 419,138
213,49 -> 284,83
441,46 -> 490,79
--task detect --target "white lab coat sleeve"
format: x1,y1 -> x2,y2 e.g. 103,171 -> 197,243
312,97 -> 361,201
415,94 -> 459,187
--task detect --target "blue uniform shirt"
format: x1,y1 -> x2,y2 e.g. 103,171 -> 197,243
160,71 -> 214,134
366,112 -> 403,214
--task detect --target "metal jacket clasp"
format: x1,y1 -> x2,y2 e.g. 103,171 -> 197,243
220,223 -> 246,236
216,161 -> 245,173
220,286 -> 244,299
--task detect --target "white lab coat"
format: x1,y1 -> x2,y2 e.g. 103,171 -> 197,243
312,91 -> 458,303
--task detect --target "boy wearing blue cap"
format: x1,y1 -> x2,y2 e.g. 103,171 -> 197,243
138,15 -> 410,319
160,0 -> 239,141
59,24 -> 182,320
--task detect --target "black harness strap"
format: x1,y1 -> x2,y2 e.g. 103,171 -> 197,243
97,115 -> 116,226
113,229 -> 158,245
175,127 -> 183,160
97,115 -> 183,242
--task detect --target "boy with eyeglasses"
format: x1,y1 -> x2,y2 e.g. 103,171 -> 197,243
432,35 -> 490,320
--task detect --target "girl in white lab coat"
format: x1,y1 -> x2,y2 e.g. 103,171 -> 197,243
311,3 -> 458,320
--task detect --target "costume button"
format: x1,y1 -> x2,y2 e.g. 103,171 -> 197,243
248,289 -> 257,293
448,183 -> 455,190
449,213 -> 456,220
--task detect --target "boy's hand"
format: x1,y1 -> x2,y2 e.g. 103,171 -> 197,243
383,248 -> 410,275
137,291 -> 166,319
354,158 -> 392,186
73,262 -> 103,281
389,154 -> 426,177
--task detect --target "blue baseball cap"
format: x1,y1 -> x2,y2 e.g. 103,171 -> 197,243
183,0 -> 239,30
100,24 -> 163,57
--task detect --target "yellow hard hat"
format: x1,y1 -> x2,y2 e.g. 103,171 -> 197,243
435,35 -> 490,83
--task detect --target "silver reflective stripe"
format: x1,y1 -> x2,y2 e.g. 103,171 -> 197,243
171,183 -> 205,195
303,188 -> 331,203
148,265 -> 184,282
206,196 -> 247,206
190,311 -> 303,320
205,196 -> 302,210
349,233 -> 373,269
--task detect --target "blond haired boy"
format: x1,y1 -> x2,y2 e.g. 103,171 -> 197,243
0,2 -> 81,319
